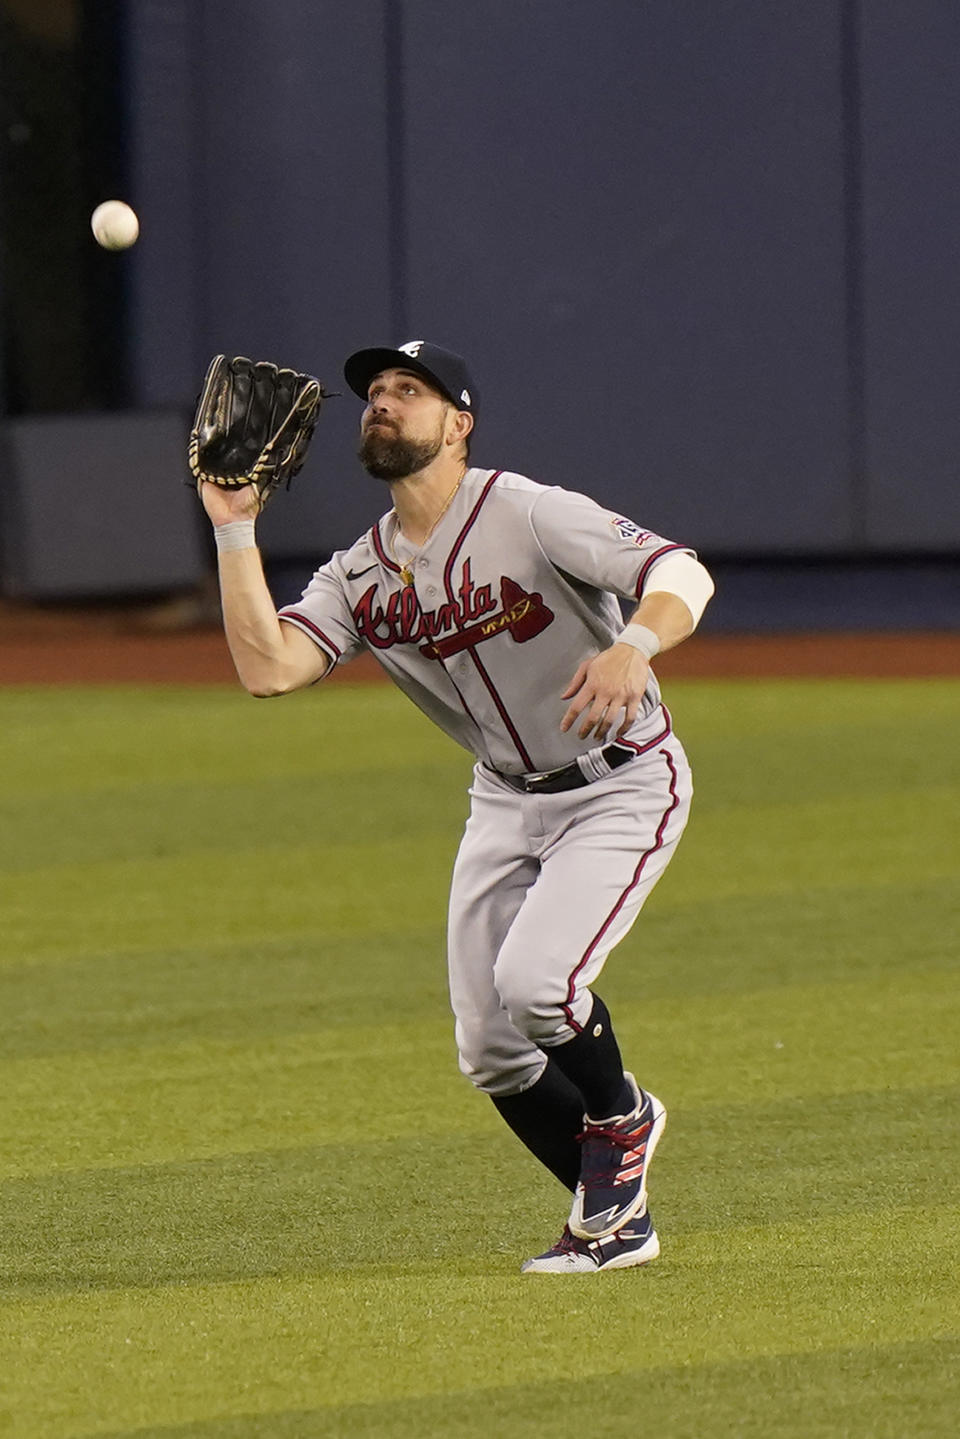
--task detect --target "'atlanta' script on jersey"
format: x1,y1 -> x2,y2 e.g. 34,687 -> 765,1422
352,561 -> 555,659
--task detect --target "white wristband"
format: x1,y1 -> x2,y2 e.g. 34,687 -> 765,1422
615,623 -> 661,659
214,520 -> 257,552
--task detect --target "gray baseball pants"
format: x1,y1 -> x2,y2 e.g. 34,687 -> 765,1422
447,732 -> 693,1097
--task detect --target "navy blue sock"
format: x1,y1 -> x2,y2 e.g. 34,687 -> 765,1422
491,1058 -> 585,1192
546,993 -> 633,1119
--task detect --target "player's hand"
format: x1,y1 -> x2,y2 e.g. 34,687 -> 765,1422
198,479 -> 261,527
560,644 -> 649,742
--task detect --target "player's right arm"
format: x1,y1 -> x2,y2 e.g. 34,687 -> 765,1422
200,481 -> 330,696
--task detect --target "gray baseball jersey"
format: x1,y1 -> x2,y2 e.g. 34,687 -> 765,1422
278,467 -> 694,775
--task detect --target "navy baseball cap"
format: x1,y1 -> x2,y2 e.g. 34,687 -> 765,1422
344,340 -> 478,418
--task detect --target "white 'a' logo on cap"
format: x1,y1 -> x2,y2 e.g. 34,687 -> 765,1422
399,340 -> 425,357
460,389 -> 472,406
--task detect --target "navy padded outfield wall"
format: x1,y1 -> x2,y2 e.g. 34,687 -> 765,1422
125,0 -> 960,557
398,0 -> 851,553
126,0 -> 396,555
859,4 -> 960,549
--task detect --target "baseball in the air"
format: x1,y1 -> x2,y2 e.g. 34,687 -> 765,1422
90,200 -> 140,251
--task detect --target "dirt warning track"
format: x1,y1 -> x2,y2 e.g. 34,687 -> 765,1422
0,602 -> 958,684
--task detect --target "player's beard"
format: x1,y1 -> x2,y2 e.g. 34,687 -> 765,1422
358,420 -> 443,481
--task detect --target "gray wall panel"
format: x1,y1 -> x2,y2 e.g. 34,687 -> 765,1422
2,413 -> 207,599
399,0 -> 852,553
860,2 -> 960,548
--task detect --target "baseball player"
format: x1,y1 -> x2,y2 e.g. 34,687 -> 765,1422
200,341 -> 714,1273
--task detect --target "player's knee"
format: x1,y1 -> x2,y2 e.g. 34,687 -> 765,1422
493,958 -> 568,1046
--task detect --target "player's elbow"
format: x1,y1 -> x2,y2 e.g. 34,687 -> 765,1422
240,651 -> 328,697
245,678 -> 287,698
238,660 -> 300,698
229,626 -> 330,696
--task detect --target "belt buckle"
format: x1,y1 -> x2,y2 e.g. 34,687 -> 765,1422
522,769 -> 551,793
525,760 -> 582,794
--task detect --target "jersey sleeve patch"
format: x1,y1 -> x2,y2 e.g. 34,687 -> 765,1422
610,516 -> 655,547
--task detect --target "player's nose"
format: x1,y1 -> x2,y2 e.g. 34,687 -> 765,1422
367,397 -> 397,424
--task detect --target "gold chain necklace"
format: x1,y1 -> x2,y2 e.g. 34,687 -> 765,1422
390,473 -> 464,587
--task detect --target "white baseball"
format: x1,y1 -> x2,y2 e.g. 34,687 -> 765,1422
91,200 -> 140,251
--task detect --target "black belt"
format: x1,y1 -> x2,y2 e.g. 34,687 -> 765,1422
489,743 -> 637,795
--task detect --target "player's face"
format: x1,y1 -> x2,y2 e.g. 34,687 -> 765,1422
358,368 -> 453,481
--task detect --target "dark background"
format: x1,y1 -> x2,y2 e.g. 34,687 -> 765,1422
1,0 -> 958,624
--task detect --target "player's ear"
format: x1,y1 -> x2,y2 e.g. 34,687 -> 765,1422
447,408 -> 474,446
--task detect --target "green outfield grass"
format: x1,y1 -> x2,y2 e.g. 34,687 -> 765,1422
0,678 -> 958,1438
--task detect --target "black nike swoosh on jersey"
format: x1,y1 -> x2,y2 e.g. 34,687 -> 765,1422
345,564 -> 378,581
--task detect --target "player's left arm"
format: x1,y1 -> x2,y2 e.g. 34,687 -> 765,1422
560,554 -> 715,741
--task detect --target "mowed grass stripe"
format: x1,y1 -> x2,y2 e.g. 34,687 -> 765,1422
679,788 -> 960,896
2,965 -> 956,1179
90,1338 -> 960,1439
2,1208 -> 957,1439
0,768 -> 470,875
612,966 -> 960,1104
622,876 -> 959,995
2,1085 -> 957,1298
2,782 -> 957,945
2,787 -> 956,966
0,685 -> 466,797
0,836 -> 460,964
0,873 -> 954,1063
1,676 -> 957,818
1,678 -> 955,969
0,930 -> 447,1059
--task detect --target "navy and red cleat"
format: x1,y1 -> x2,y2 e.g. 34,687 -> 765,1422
567,1074 -> 666,1240
521,1211 -> 660,1274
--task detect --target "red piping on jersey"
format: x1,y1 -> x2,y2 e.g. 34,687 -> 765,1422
465,645 -> 537,772
374,509 -> 492,745
442,470 -> 502,597
278,611 -> 342,660
634,544 -> 689,599
439,469 -> 536,771
370,519 -> 401,573
561,745 -> 681,1033
366,476 -> 501,753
